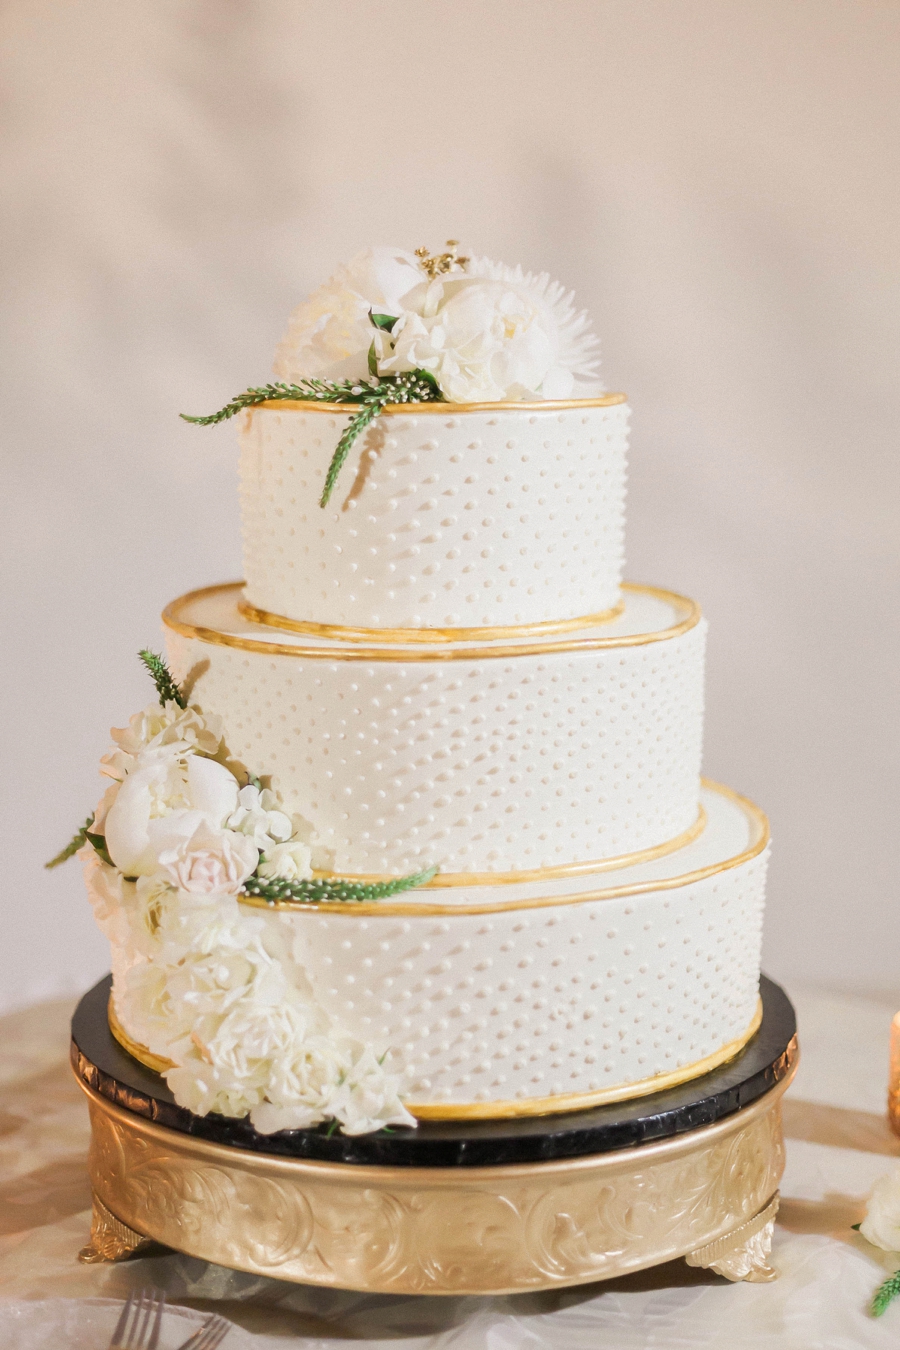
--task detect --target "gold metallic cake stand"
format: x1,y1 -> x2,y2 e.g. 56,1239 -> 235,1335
74,991 -> 796,1296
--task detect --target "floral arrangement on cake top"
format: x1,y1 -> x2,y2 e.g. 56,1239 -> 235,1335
182,241 -> 602,505
48,652 -> 434,1135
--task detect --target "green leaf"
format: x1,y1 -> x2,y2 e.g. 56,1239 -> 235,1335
241,865 -> 438,905
369,311 -> 399,332
183,373 -> 445,505
319,398 -> 386,508
851,1223 -> 861,1231
138,650 -> 186,708
86,831 -> 115,868
367,340 -> 379,377
872,1269 -> 900,1316
45,816 -> 94,869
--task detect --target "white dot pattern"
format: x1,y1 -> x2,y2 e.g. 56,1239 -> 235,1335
260,848 -> 768,1106
167,617 -> 707,874
238,404 -> 629,629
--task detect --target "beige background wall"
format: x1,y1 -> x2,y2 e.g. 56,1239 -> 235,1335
2,0 -> 898,1013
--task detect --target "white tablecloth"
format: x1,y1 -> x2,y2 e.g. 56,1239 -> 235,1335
2,987 -> 899,1347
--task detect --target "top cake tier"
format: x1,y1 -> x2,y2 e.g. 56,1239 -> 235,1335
239,398 -> 629,631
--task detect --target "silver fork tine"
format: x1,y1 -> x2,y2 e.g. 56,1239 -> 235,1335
146,1288 -> 166,1350
130,1289 -> 151,1350
179,1314 -> 231,1350
109,1290 -> 136,1350
195,1319 -> 231,1350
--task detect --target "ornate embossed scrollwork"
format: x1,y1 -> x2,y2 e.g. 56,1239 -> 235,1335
78,1072 -> 792,1294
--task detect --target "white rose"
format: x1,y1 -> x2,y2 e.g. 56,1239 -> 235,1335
861,1165 -> 900,1251
100,701 -> 224,781
226,784 -> 293,850
156,821 -> 258,896
273,247 -> 425,384
103,749 -> 241,876
257,840 -> 313,882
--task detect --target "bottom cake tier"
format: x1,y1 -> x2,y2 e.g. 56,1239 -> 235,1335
108,779 -> 768,1122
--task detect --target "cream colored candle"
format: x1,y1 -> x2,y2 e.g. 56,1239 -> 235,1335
889,1012 -> 900,1137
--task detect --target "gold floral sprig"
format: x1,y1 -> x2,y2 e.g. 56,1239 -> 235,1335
414,239 -> 469,280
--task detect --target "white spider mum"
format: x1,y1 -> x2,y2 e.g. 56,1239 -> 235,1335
466,256 -> 603,396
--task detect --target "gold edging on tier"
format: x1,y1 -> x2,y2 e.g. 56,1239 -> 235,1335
406,999 -> 763,1119
238,598 -> 627,644
107,995 -> 763,1122
255,392 -> 628,416
238,780 -> 768,916
311,805 -> 708,889
162,581 -> 701,663
108,1001 -> 173,1075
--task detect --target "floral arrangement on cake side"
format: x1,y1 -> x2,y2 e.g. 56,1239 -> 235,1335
49,652 -> 434,1136
182,241 -> 602,504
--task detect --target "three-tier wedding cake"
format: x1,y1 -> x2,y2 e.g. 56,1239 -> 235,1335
59,244 -> 769,1137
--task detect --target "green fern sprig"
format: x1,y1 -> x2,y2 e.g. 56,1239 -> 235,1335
872,1269 -> 900,1317
181,369 -> 444,507
45,816 -> 95,869
241,866 -> 437,905
138,650 -> 186,708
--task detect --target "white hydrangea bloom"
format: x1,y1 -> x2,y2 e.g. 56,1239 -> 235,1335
226,784 -> 293,851
257,839 -> 314,882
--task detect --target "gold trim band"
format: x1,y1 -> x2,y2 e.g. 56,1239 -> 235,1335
108,1000 -> 173,1075
239,780 -> 769,917
163,581 -> 701,664
310,805 -> 707,889
256,392 -> 627,416
107,995 -> 763,1123
238,598 -> 626,645
406,999 -> 763,1119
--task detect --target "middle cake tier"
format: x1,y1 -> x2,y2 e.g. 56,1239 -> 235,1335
163,581 -> 707,876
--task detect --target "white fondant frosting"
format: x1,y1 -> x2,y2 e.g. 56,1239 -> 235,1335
164,582 -> 706,876
90,265 -> 771,1124
238,402 -> 629,629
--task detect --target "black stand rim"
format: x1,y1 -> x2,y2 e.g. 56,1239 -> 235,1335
72,973 -> 796,1169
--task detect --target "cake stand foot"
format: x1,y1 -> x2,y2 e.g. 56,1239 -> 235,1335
685,1192 -> 780,1282
79,1192 -> 153,1264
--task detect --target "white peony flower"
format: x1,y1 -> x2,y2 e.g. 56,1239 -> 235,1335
257,839 -> 314,882
103,749 -> 242,876
861,1165 -> 900,1251
226,784 -> 293,851
100,701 -> 223,781
274,247 -> 425,384
377,262 -> 601,402
156,821 -> 258,896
